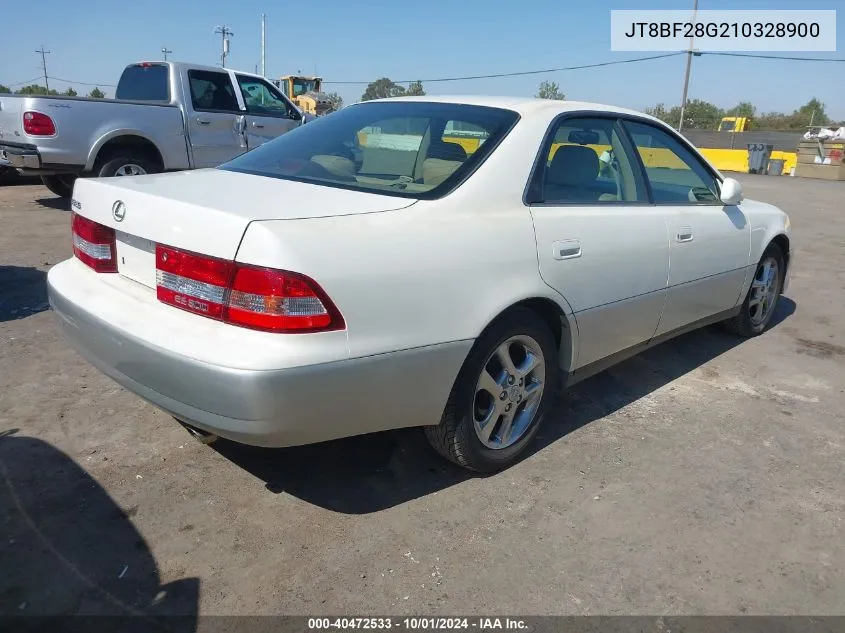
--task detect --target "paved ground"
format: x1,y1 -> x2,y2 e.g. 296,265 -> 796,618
1,174 -> 843,619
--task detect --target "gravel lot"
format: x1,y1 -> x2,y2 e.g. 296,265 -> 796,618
1,174 -> 843,618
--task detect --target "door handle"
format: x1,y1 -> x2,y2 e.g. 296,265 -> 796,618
195,117 -> 210,125
552,239 -> 581,260
677,227 -> 694,243
251,122 -> 265,128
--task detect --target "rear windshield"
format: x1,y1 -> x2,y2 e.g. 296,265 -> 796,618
219,101 -> 519,199
115,64 -> 170,101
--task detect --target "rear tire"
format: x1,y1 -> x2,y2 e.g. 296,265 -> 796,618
425,307 -> 559,472
40,175 -> 76,198
723,242 -> 784,337
95,154 -> 158,178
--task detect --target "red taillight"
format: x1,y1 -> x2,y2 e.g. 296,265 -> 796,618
154,245 -> 344,333
23,111 -> 56,136
71,212 -> 117,273
155,246 -> 233,320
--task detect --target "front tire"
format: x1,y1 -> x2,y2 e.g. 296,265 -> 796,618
425,307 -> 559,472
40,175 -> 76,198
724,242 -> 784,337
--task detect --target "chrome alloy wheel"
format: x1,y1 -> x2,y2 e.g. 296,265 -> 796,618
749,256 -> 779,326
114,164 -> 147,176
472,335 -> 546,449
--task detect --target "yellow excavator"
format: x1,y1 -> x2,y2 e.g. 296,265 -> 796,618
718,116 -> 752,132
277,75 -> 336,116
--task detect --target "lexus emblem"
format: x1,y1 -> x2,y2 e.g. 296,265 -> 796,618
112,200 -> 126,222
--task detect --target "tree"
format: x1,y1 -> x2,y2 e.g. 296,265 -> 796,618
644,102 -> 678,127
62,87 -> 78,97
794,97 -> 829,127
536,80 -> 565,100
0,84 -> 10,94
325,92 -> 343,112
679,99 -> 724,130
725,101 -> 756,118
16,84 -> 58,96
406,80 -> 425,96
88,87 -> 106,99
361,78 -> 405,102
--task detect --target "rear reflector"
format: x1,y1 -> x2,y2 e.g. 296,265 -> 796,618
154,244 -> 344,333
71,212 -> 117,273
23,111 -> 56,136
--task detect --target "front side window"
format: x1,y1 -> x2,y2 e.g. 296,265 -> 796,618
532,117 -> 646,204
220,101 -> 519,199
624,120 -> 721,204
188,70 -> 239,113
292,78 -> 318,96
236,76 -> 299,119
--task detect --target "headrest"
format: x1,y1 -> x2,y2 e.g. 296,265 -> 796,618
547,145 -> 599,187
427,141 -> 468,162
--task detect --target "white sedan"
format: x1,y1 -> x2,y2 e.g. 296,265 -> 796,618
48,96 -> 792,472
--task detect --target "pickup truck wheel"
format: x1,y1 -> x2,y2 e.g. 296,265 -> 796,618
40,175 -> 77,199
425,307 -> 559,472
96,155 -> 158,178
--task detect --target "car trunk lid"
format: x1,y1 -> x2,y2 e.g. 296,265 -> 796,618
71,169 -> 416,289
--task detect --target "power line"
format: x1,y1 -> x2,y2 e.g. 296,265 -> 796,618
702,51 -> 845,62
324,53 -> 686,85
11,51 -> 842,94
6,76 -> 44,87
47,76 -> 116,87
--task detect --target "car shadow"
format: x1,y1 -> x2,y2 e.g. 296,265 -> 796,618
213,298 -> 796,515
35,196 -> 70,211
0,431 -> 200,629
0,266 -> 49,322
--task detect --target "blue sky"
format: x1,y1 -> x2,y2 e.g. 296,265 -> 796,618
2,0 -> 843,119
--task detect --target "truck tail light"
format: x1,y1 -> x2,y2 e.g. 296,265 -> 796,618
71,212 -> 117,272
155,245 -> 344,333
23,111 -> 56,136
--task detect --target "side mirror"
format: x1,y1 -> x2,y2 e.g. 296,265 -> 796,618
720,177 -> 743,205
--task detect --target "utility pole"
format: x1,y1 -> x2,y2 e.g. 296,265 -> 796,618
677,0 -> 699,133
214,25 -> 234,68
35,45 -> 51,91
260,14 -> 266,77
161,47 -> 173,61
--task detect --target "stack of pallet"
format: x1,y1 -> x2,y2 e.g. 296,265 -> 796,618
795,139 -> 845,180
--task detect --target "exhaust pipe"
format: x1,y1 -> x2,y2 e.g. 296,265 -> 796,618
177,420 -> 218,445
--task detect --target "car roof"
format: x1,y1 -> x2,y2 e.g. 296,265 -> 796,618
371,95 -> 661,122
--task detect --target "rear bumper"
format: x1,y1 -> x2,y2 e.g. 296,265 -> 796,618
0,142 -> 83,175
47,261 -> 470,447
0,143 -> 41,169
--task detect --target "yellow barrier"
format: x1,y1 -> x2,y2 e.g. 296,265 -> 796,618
699,148 -> 797,175
357,134 -> 798,176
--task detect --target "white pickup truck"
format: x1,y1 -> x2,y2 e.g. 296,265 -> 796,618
0,61 -> 308,198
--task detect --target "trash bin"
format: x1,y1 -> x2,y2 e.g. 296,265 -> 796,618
768,158 -> 785,176
747,143 -> 774,174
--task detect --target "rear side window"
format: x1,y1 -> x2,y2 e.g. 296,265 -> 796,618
220,101 -> 519,199
188,70 -> 240,113
116,64 -> 170,101
530,117 -> 646,204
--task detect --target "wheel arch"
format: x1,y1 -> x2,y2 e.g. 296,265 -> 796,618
476,295 -> 578,374
86,131 -> 165,172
